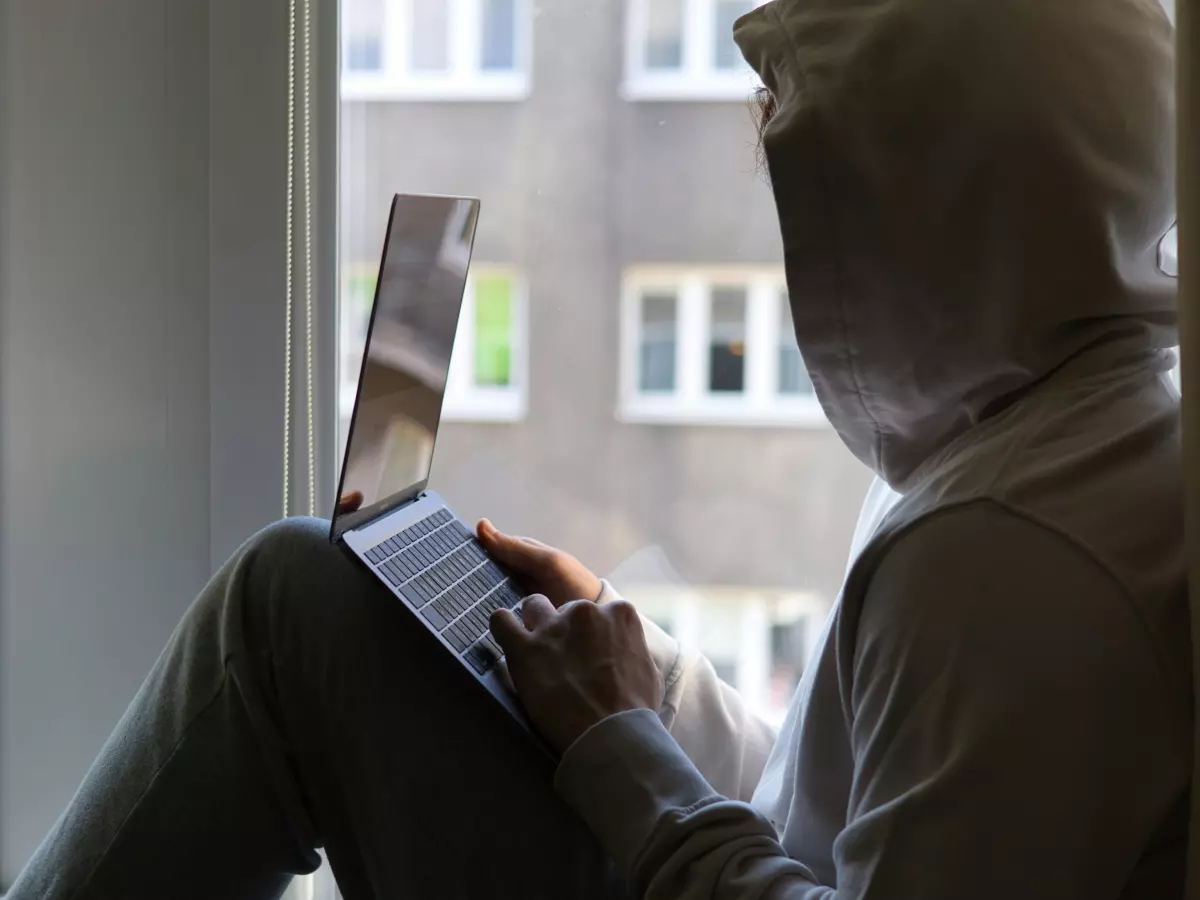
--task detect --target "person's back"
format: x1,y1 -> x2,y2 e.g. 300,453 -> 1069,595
744,347 -> 1188,897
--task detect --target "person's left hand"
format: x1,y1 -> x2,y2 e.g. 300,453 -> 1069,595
336,491 -> 364,516
490,594 -> 664,754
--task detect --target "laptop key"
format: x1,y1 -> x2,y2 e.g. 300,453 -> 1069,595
464,639 -> 501,675
396,582 -> 425,609
483,634 -> 504,660
421,604 -> 449,630
442,589 -> 469,618
496,582 -> 522,608
380,562 -> 405,587
431,594 -> 457,622
445,623 -> 472,653
463,643 -> 487,674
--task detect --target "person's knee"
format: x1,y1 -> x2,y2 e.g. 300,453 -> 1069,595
234,516 -> 392,656
251,516 -> 330,561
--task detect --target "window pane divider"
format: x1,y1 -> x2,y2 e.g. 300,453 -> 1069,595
745,276 -> 774,408
678,275 -> 707,404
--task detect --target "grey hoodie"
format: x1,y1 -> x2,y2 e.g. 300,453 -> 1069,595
554,0 -> 1188,897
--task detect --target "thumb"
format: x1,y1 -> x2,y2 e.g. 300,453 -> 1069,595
477,520 -> 549,573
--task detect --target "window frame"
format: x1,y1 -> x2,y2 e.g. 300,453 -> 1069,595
622,0 -> 767,101
619,266 -> 826,427
619,584 -> 827,724
441,266 -> 529,423
340,0 -> 532,101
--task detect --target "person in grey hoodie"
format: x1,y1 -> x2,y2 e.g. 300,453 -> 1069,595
8,0 -> 1185,897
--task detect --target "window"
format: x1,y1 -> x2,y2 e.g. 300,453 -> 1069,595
341,0 -> 530,100
621,268 -> 824,425
625,0 -> 767,100
778,295 -> 814,396
708,287 -> 747,393
443,270 -> 527,422
619,585 -> 825,726
337,267 -> 525,456
338,1 -> 874,879
769,615 -> 810,711
344,0 -> 385,72
639,292 -> 678,392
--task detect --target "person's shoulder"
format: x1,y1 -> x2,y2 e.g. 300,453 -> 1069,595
841,499 -> 1182,700
862,498 -> 1125,624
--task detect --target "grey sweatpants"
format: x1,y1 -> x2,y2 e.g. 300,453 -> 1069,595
7,518 -> 629,900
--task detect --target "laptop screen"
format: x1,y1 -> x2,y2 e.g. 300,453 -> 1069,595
332,194 -> 480,540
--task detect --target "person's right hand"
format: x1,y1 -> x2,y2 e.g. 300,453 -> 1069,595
477,519 -> 603,608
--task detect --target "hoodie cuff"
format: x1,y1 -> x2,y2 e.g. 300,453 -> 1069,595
554,708 -> 721,870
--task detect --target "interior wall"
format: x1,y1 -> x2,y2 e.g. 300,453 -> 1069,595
0,0 -> 213,883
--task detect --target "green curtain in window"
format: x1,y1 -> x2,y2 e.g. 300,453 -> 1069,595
474,276 -> 513,386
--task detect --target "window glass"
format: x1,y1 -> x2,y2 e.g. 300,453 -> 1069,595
713,0 -> 752,70
769,616 -> 809,709
778,291 -> 813,396
339,0 -> 869,759
639,292 -> 678,392
709,286 -> 747,393
646,0 -> 685,69
481,0 -> 518,70
343,0 -> 384,71
474,275 -> 514,386
410,0 -> 450,72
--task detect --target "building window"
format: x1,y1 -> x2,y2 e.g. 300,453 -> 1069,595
345,0 -> 385,72
341,0 -> 530,101
624,0 -> 766,100
778,292 -> 814,396
619,585 -> 826,726
769,616 -> 809,709
708,286 -> 747,393
443,269 -> 527,422
621,267 -> 824,426
639,291 -> 679,392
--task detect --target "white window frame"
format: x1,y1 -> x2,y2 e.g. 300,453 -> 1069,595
442,267 -> 528,422
620,584 -> 828,726
341,0 -> 531,101
622,0 -> 768,101
619,266 -> 826,427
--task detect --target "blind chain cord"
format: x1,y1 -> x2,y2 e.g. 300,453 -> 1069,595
285,0 -> 316,518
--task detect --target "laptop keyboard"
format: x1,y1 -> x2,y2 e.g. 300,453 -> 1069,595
364,507 -> 523,675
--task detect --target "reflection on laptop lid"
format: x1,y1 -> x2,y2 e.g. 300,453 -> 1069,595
332,194 -> 480,541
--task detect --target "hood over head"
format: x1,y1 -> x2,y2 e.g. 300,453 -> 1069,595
734,0 -> 1177,489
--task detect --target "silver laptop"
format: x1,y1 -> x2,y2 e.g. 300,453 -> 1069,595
331,193 -> 536,738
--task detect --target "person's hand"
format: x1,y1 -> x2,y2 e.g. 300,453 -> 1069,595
490,595 -> 664,754
477,519 -> 602,608
336,491 -> 364,516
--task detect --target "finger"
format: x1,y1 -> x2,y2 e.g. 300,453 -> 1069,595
477,520 -> 552,571
336,490 -> 364,514
517,593 -> 556,631
489,608 -> 531,655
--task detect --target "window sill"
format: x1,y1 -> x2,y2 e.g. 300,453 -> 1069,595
442,390 -> 526,423
341,74 -> 531,102
617,397 -> 829,428
621,74 -> 762,102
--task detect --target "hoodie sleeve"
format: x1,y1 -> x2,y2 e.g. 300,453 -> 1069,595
555,506 -> 1186,900
595,580 -> 777,803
